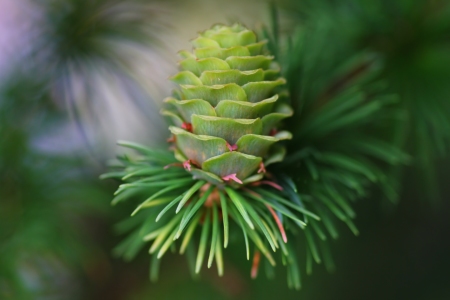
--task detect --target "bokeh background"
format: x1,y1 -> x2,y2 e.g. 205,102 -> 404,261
1,0 -> 449,299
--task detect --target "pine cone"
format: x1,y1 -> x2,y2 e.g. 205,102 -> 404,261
162,24 -> 292,186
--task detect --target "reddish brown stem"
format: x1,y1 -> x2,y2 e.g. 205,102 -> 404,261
266,204 -> 287,243
251,250 -> 261,279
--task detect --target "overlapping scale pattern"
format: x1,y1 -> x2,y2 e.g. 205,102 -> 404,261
162,24 -> 293,185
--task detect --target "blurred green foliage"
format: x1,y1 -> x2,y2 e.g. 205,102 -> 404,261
0,73 -> 112,298
276,0 -> 450,202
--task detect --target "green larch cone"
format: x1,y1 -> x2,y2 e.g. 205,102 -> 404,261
162,24 -> 293,186
105,24 -> 315,290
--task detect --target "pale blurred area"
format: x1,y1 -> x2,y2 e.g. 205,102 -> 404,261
0,0 -> 33,79
0,0 -> 268,159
